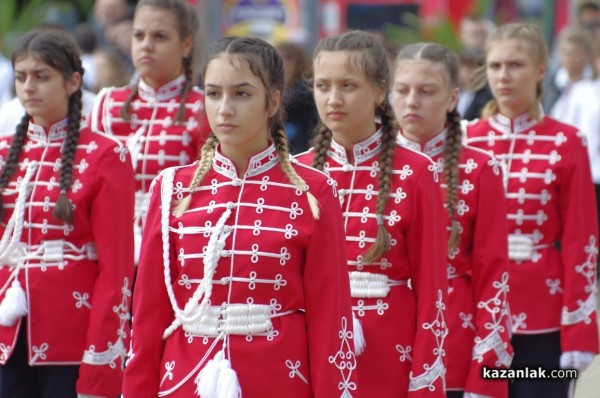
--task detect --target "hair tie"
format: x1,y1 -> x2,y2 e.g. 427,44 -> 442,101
376,214 -> 385,226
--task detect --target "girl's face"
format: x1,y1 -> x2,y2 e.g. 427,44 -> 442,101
131,6 -> 192,88
204,55 -> 279,165
14,54 -> 80,129
392,59 -> 458,143
486,39 -> 545,118
313,51 -> 386,144
559,41 -> 589,80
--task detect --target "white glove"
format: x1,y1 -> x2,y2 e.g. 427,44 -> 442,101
559,350 -> 596,372
464,392 -> 493,398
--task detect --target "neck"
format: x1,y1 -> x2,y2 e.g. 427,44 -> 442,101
220,140 -> 269,177
402,126 -> 444,145
331,121 -> 378,163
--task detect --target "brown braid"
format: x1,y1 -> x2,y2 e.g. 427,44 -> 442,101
5,29 -> 84,224
362,101 -> 397,264
174,133 -> 218,215
175,55 -> 194,123
310,122 -> 333,171
54,87 -> 83,223
0,114 -> 31,218
119,83 -> 139,120
126,0 -> 199,122
444,109 -> 462,250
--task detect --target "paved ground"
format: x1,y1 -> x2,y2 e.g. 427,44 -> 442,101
575,323 -> 600,398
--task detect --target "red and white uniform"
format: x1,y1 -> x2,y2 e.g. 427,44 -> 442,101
0,119 -> 135,397
466,112 -> 599,354
123,143 -> 356,398
296,129 -> 448,398
398,131 -> 513,397
89,75 -> 210,261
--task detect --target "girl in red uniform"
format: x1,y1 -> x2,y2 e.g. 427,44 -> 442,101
392,42 -> 513,398
122,36 -> 356,397
89,0 -> 210,262
0,29 -> 135,398
465,23 -> 599,398
296,30 -> 448,398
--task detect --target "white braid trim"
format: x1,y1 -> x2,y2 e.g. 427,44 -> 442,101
349,271 -> 408,298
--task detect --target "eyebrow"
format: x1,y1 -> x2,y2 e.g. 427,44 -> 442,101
204,82 -> 257,89
14,67 -> 52,74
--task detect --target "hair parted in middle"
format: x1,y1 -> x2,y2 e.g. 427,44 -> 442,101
0,28 -> 84,224
174,36 -> 320,219
310,29 -> 397,264
394,42 -> 462,250
121,0 -> 199,123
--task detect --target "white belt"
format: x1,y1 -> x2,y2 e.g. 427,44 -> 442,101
22,240 -> 97,265
508,234 -> 552,261
349,271 -> 409,298
182,303 -> 291,337
135,191 -> 150,222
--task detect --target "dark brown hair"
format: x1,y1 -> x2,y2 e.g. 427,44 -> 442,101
394,42 -> 462,250
311,30 -> 397,263
121,0 -> 199,123
175,36 -> 319,218
0,29 -> 84,223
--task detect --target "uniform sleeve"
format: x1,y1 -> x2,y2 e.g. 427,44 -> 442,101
303,177 -> 357,398
559,132 -> 599,354
75,144 -> 136,397
465,156 -> 513,397
405,164 -> 448,398
122,175 -> 176,398
87,87 -> 110,133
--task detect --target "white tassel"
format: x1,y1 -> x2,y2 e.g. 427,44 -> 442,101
352,313 -> 366,356
195,350 -> 222,397
0,280 -> 28,327
217,357 -> 241,398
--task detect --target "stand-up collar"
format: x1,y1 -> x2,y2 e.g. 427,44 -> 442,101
27,118 -> 68,142
397,130 -> 446,158
138,74 -> 186,102
329,128 -> 383,165
213,143 -> 279,179
489,110 -> 540,135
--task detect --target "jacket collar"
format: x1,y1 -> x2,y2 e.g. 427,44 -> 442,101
138,74 -> 186,102
397,130 -> 446,158
213,143 -> 279,179
329,128 -> 383,165
27,118 -> 68,142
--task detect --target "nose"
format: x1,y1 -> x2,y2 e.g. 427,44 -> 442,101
218,94 -> 234,117
23,76 -> 35,93
406,89 -> 419,109
498,65 -> 510,81
327,87 -> 343,107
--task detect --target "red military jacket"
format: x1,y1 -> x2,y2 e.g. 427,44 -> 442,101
123,143 -> 357,398
296,129 -> 448,398
398,131 -> 513,397
466,112 -> 599,354
0,119 -> 135,397
89,75 -> 210,260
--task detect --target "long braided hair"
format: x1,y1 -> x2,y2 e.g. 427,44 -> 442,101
0,29 -> 84,223
481,23 -> 548,120
175,36 -> 320,219
394,43 -> 462,250
311,30 -> 397,264
121,0 -> 198,123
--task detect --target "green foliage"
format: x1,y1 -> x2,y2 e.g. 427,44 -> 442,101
0,0 -> 94,56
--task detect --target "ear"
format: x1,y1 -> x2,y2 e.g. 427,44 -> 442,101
67,71 -> 82,96
375,80 -> 387,108
182,35 -> 193,59
268,89 -> 281,117
536,62 -> 547,83
448,86 -> 459,112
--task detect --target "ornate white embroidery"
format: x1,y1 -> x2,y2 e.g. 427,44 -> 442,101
562,235 -> 598,326
396,344 -> 413,362
327,317 -> 357,397
285,359 -> 308,384
408,290 -> 447,392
